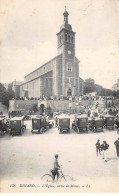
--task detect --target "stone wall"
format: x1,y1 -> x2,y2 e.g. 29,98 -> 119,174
38,100 -> 83,113
9,100 -> 38,113
9,100 -> 85,115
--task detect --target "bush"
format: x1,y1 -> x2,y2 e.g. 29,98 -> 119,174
33,104 -> 38,112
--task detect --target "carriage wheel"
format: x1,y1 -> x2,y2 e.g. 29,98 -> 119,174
77,127 -> 80,134
40,127 -> 44,134
93,127 -> 96,133
22,126 -> 25,132
31,129 -> 33,134
117,128 -> 119,133
59,128 -> 62,134
74,127 -> 77,132
20,129 -> 22,135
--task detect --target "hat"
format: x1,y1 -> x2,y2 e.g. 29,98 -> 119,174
97,139 -> 100,141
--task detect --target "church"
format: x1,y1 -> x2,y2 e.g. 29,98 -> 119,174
20,8 -> 81,98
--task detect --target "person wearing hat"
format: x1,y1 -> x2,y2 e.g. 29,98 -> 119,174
55,117 -> 58,127
114,138 -> 119,157
95,139 -> 101,156
53,154 -> 60,181
101,141 -> 109,162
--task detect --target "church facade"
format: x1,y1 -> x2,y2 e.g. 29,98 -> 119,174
20,9 -> 80,98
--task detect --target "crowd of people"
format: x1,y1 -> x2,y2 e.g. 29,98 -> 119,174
12,94 -> 117,102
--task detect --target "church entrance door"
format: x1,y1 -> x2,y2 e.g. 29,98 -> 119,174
67,88 -> 72,96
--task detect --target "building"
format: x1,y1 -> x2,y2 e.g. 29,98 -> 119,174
112,79 -> 119,96
112,79 -> 119,91
12,81 -> 23,99
20,8 -> 80,99
79,77 -> 84,96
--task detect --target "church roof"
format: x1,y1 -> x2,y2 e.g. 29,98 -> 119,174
60,23 -> 72,31
24,54 -> 62,78
75,57 -> 80,63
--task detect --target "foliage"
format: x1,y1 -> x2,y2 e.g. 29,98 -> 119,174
39,104 -> 45,113
33,104 -> 38,112
84,78 -> 95,94
0,83 -> 15,107
8,83 -> 15,100
84,78 -> 117,97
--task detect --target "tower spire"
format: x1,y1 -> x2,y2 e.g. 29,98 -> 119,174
63,6 -> 69,24
65,6 -> 66,11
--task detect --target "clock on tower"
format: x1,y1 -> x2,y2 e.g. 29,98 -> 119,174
56,7 -> 79,97
57,7 -> 75,59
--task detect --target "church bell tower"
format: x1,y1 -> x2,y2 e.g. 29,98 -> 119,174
57,7 -> 79,97
57,7 -> 75,58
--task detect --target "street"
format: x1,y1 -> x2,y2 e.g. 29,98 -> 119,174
0,119 -> 119,192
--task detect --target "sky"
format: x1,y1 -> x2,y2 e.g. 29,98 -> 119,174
0,0 -> 119,89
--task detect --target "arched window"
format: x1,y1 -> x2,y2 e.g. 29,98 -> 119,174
68,35 -> 70,42
65,34 -> 67,42
71,36 -> 73,43
67,62 -> 72,72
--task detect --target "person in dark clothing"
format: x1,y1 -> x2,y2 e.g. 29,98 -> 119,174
115,119 -> 119,133
52,154 -> 60,181
101,141 -> 109,162
55,117 -> 58,127
95,139 -> 101,156
88,110 -> 91,117
114,138 -> 119,157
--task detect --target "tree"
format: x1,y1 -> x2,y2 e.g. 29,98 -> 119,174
8,83 -> 15,100
84,78 -> 95,94
83,78 -> 115,97
33,104 -> 38,112
0,83 -> 15,108
95,84 -> 105,96
39,104 -> 45,113
0,83 -> 9,107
